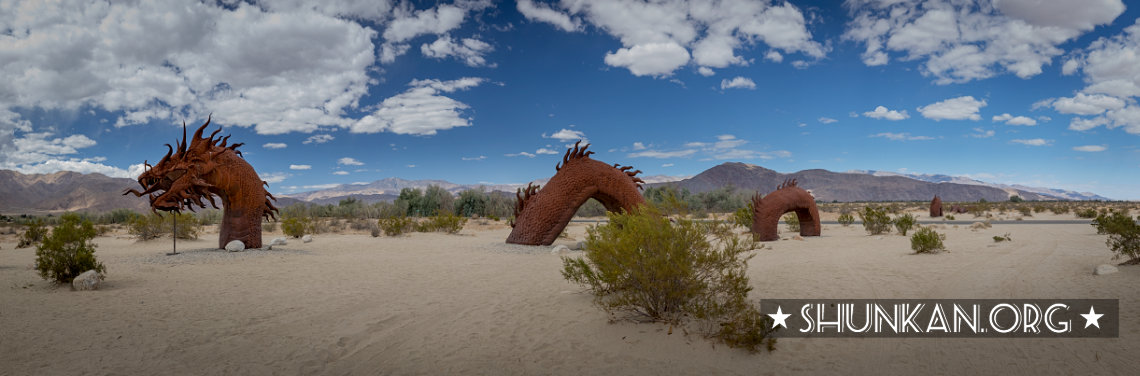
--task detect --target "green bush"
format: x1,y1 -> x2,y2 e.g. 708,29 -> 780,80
783,213 -> 800,232
837,213 -> 855,227
946,214 -> 956,220
731,203 -> 753,228
893,213 -> 916,236
561,206 -> 776,352
1050,205 -> 1070,215
911,227 -> 947,254
1092,211 -> 1136,235
1075,208 -> 1098,219
1092,211 -> 1140,264
1017,206 -> 1033,217
128,213 -> 200,240
35,213 -> 105,284
263,220 -> 278,233
378,215 -> 414,236
16,219 -> 48,248
416,212 -> 467,234
281,217 -> 312,238
993,233 -> 1012,242
858,206 -> 892,235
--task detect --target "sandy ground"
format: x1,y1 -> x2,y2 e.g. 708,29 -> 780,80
1,214 -> 1138,375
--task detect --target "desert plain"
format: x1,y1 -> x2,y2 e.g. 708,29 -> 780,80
1,211 -> 1137,375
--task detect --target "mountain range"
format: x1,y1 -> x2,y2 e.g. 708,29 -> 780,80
0,164 -> 1114,214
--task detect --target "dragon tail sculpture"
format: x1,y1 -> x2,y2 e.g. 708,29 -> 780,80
124,116 -> 278,249
930,195 -> 943,217
750,178 -> 821,241
507,141 -> 646,245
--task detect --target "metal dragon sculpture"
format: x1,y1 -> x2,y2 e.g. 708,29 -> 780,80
124,116 -> 278,249
930,195 -> 943,217
751,178 -> 821,241
506,141 -> 646,246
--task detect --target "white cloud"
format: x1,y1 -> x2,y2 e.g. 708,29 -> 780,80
697,66 -> 715,76
765,50 -> 784,63
289,164 -> 312,170
535,148 -> 559,155
862,106 -> 909,120
1073,145 -> 1107,152
352,78 -> 484,135
630,134 -> 789,161
303,134 -> 335,144
262,142 -> 287,149
992,113 -> 1037,126
662,163 -> 674,167
505,151 -> 536,158
332,171 -> 350,175
632,142 -> 647,150
917,96 -> 987,121
720,76 -> 757,90
1011,139 -> 1052,146
970,127 -> 995,138
843,0 -> 1123,84
532,0 -> 825,76
871,132 -> 934,141
544,128 -> 587,142
818,117 -> 837,124
1050,93 -> 1126,115
421,35 -> 495,67
0,130 -> 141,178
517,0 -> 580,32
337,157 -> 364,166
261,172 -> 290,184
461,155 -> 486,161
629,149 -> 698,158
1068,116 -> 1109,131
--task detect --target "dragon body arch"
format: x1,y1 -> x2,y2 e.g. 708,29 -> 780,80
125,117 -> 278,249
750,178 -> 821,241
506,141 -> 646,246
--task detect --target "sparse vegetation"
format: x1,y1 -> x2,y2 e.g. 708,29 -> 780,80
16,219 -> 48,248
281,216 -> 312,238
858,206 -> 892,235
783,213 -> 800,232
561,205 -> 776,352
993,233 -> 1012,242
1091,211 -> 1140,265
893,213 -> 916,236
911,227 -> 947,254
127,212 -> 201,240
1076,208 -> 1098,219
731,202 -> 754,228
35,213 -> 105,284
837,213 -> 855,227
378,215 -> 414,236
415,212 -> 467,234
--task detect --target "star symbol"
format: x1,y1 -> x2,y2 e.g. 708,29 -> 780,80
1081,306 -> 1103,329
768,306 -> 791,329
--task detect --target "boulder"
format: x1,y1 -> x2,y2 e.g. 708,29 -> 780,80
72,270 -> 103,291
225,240 -> 245,252
551,245 -> 571,255
270,237 -> 288,246
302,235 -> 313,243
1094,264 -> 1118,276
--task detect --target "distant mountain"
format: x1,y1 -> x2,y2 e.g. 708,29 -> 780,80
281,174 -> 689,203
0,170 -> 302,214
647,163 -> 1105,202
849,170 -> 1111,201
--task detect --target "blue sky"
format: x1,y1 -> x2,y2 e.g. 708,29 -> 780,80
2,0 -> 1139,199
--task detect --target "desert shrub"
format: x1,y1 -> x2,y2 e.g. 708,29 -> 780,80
1032,205 -> 1047,213
1017,206 -> 1033,217
1104,223 -> 1140,264
837,213 -> 855,227
1009,195 -> 1023,203
16,219 -> 48,248
128,214 -> 164,240
127,213 -> 200,240
946,214 -> 956,220
378,215 -> 414,236
35,213 -> 105,284
168,213 -> 201,239
575,198 -> 607,217
911,227 -> 947,254
783,213 -> 800,232
350,219 -> 372,231
561,206 -> 776,352
1092,211 -> 1136,235
416,212 -> 467,234
1075,208 -> 1098,219
893,213 -> 917,236
731,202 -> 754,228
281,216 -> 312,238
858,206 -> 892,235
1050,205 -> 1070,215
263,220 -> 278,233
370,224 -> 381,237
993,233 -> 1012,242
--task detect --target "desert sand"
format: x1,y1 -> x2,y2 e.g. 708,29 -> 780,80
1,214 -> 1137,375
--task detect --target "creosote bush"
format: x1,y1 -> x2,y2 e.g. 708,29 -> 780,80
893,213 -> 916,236
561,205 -> 777,353
837,213 -> 855,227
858,206 -> 892,235
993,233 -> 1012,243
911,226 -> 946,254
128,212 -> 201,240
35,213 -> 105,284
783,213 -> 800,232
281,216 -> 312,238
1075,208 -> 1098,219
17,219 -> 48,248
1093,211 -> 1140,264
378,215 -> 414,236
732,202 -> 753,228
416,212 -> 467,234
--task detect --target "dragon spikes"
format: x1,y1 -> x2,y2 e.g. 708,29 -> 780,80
776,178 -> 799,191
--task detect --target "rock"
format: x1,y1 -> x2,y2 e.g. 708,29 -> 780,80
270,237 -> 288,246
551,245 -> 571,255
225,240 -> 245,252
793,235 -> 804,241
302,235 -> 313,243
1094,264 -> 1119,276
72,270 -> 103,291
